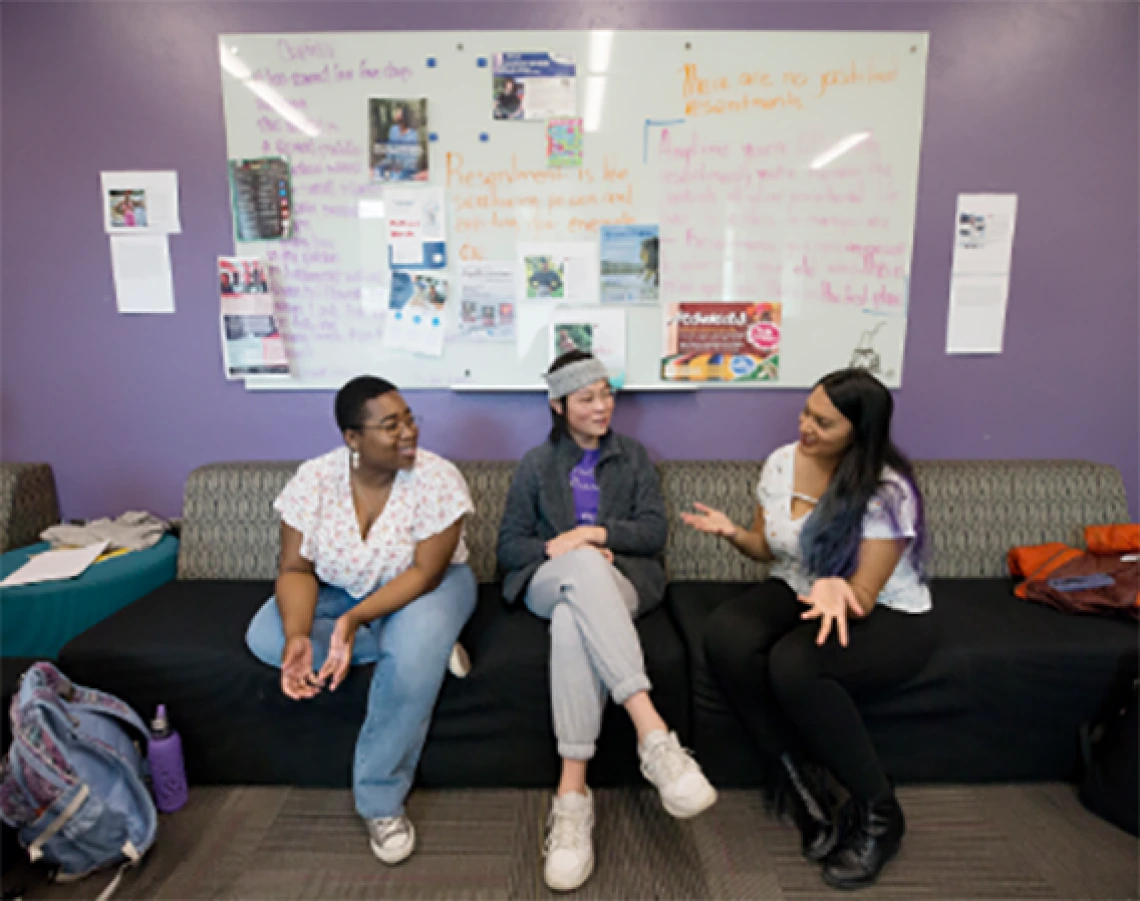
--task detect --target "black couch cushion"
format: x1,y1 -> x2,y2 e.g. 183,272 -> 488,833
668,579 -> 1138,786
58,581 -> 689,788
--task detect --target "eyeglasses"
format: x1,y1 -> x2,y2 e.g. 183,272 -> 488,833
358,413 -> 421,436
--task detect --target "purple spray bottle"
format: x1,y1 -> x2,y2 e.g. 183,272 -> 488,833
147,704 -> 188,813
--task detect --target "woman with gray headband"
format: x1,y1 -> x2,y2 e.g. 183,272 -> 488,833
497,350 -> 717,892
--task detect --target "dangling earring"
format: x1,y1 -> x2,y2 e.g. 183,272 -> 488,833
351,449 -> 360,470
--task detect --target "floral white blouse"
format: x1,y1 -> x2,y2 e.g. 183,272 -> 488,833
757,443 -> 931,614
275,447 -> 473,599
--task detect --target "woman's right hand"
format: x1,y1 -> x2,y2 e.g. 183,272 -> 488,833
281,635 -> 320,700
680,502 -> 738,539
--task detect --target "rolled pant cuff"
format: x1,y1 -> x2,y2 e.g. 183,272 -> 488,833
557,740 -> 596,761
612,674 -> 651,706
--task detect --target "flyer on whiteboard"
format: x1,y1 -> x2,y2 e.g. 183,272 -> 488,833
218,257 -> 289,378
492,52 -> 577,120
661,302 -> 781,382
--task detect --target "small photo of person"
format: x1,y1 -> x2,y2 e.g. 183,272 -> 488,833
408,275 -> 448,313
109,189 -> 148,228
554,323 -> 593,356
526,256 -> 565,299
369,98 -> 430,182
498,302 -> 515,326
492,76 -> 525,120
640,235 -> 660,291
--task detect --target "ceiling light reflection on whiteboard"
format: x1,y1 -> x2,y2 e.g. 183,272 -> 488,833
220,45 -> 322,138
809,131 -> 871,170
584,76 -> 607,134
588,30 -> 614,74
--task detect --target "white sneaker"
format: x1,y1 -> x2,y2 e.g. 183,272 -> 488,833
639,730 -> 718,819
367,814 -> 416,865
448,642 -> 472,678
543,791 -> 595,892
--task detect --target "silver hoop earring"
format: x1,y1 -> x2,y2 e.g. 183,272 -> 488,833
351,450 -> 360,470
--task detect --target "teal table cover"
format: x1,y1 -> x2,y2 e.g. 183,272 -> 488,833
0,535 -> 178,658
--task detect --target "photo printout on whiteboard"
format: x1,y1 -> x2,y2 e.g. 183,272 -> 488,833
661,302 -> 782,382
229,157 -> 293,241
518,242 -> 598,304
384,187 -> 447,269
492,52 -> 577,120
101,171 -> 181,235
218,257 -> 289,379
111,235 -> 175,314
383,271 -> 448,357
550,308 -> 627,383
600,224 -> 660,303
457,262 -> 517,342
546,117 -> 583,168
369,98 -> 430,182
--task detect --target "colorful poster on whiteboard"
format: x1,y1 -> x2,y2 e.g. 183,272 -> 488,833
661,302 -> 781,382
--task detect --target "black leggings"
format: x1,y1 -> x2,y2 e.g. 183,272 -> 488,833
704,579 -> 934,801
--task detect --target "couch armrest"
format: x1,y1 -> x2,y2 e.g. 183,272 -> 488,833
0,463 -> 61,553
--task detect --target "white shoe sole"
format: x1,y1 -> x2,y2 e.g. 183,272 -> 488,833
448,643 -> 471,678
545,852 -> 595,892
662,784 -> 718,820
370,823 -> 416,865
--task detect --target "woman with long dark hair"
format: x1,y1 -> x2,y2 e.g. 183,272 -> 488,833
681,368 -> 933,890
498,350 -> 716,892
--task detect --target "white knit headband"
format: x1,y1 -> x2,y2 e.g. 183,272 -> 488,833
543,357 -> 610,400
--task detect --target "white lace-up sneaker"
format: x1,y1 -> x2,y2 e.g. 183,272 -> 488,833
367,814 -> 416,865
639,730 -> 718,819
543,791 -> 595,891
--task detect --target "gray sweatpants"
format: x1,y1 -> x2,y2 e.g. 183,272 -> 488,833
525,547 -> 652,760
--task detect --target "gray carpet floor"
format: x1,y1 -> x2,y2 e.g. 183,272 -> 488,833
4,784 -> 1137,900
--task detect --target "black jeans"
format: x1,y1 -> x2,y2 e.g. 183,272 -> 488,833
704,578 -> 935,801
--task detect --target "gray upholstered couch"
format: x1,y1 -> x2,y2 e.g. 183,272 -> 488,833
0,463 -> 59,555
59,458 -> 1136,789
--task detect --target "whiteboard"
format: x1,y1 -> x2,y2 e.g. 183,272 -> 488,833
218,30 -> 929,390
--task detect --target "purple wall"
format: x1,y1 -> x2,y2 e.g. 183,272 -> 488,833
2,2 -> 1137,520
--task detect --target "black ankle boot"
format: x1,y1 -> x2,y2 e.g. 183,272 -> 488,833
821,793 -> 906,890
771,754 -> 836,862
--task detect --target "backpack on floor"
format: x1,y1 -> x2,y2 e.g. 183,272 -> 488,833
0,662 -> 157,895
1079,671 -> 1138,836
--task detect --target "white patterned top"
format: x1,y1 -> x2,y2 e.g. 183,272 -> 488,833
275,447 -> 473,599
756,443 -> 931,614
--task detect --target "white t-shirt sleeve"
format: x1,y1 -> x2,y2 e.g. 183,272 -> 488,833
273,459 -> 324,561
411,457 -> 475,544
861,472 -> 918,541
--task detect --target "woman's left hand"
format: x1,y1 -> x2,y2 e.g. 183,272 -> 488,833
799,578 -> 864,648
317,614 -> 357,691
545,526 -> 604,559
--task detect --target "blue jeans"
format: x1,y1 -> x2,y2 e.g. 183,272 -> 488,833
245,564 -> 477,819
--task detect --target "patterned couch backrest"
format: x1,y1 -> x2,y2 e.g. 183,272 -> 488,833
178,460 -> 517,582
659,460 -> 768,582
179,462 -> 298,580
913,459 -> 1129,578
179,457 -> 1130,583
